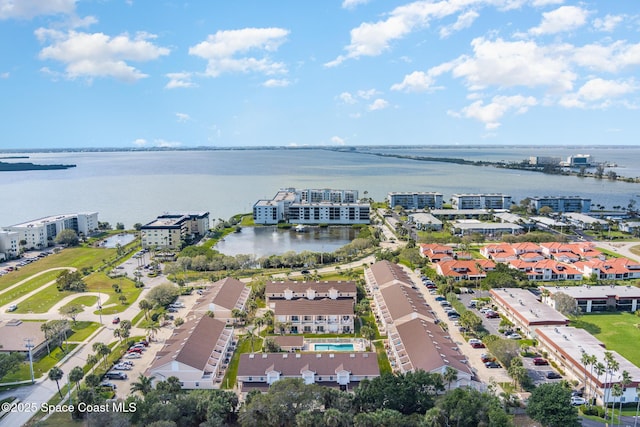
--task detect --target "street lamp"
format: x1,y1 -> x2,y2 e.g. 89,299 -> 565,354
24,338 -> 34,384
98,296 -> 103,325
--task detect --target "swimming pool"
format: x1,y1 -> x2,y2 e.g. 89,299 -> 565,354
312,343 -> 355,352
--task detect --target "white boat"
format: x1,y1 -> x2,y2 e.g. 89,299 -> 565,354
294,224 -> 307,232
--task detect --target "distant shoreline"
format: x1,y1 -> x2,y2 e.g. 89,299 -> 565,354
0,161 -> 76,172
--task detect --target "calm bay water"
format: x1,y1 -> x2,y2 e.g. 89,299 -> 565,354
1,147 -> 639,228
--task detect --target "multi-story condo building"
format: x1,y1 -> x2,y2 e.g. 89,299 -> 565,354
451,193 -> 512,210
387,192 -> 443,210
273,299 -> 354,334
2,212 -> 99,251
253,188 -> 369,225
0,230 -> 19,260
140,212 -> 209,249
265,281 -> 357,306
529,196 -> 591,213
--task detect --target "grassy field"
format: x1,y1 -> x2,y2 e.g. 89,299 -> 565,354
2,344 -> 78,382
0,270 -> 65,307
67,321 -> 101,342
61,295 -> 99,311
572,312 -> 640,366
222,334 -> 262,390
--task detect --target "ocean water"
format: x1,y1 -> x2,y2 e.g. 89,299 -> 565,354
1,147 -> 639,228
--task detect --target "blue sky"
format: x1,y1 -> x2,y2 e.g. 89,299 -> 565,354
1,0 -> 639,149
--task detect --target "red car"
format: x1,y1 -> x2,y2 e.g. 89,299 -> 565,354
112,317 -> 120,324
485,311 -> 499,319
481,354 -> 495,363
127,347 -> 143,354
533,357 -> 549,366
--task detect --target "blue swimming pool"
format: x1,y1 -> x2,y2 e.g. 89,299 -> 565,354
312,343 -> 355,352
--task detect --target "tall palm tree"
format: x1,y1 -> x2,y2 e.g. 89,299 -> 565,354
48,366 -> 64,398
68,366 -> 84,390
586,353 -> 598,405
594,362 -> 606,405
443,366 -> 458,391
131,373 -> 155,396
581,352 -> 595,404
611,384 -> 623,426
619,370 -> 632,426
603,352 -> 619,418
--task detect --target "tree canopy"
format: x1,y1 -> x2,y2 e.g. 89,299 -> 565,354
526,383 -> 579,427
55,229 -> 79,246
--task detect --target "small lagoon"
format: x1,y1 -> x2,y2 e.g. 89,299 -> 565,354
214,226 -> 358,257
101,233 -> 136,248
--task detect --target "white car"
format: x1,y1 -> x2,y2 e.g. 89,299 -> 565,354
124,352 -> 142,359
113,363 -> 132,370
570,396 -> 586,406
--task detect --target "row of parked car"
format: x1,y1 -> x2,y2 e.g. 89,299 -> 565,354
99,340 -> 149,389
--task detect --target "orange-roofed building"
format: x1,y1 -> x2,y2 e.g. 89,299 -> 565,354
508,259 -> 582,281
419,243 -> 454,262
435,259 -> 496,281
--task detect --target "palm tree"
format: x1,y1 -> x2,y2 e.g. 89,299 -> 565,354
68,366 -> 84,390
131,373 -> 155,396
611,383 -> 623,426
586,353 -> 597,405
145,322 -> 160,341
139,299 -> 152,321
594,362 -> 606,405
48,366 -> 64,398
581,352 -> 594,404
619,370 -> 632,426
443,366 -> 458,390
360,326 -> 375,351
603,352 -> 620,418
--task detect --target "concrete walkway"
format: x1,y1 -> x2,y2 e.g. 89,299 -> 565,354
0,267 -> 75,313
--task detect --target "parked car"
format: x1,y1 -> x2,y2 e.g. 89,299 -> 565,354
533,357 -> 549,366
485,311 -> 500,319
485,361 -> 501,369
113,363 -> 132,371
100,382 -> 117,390
570,396 -> 587,406
481,354 -> 495,363
104,371 -> 128,380
7,304 -> 17,312
112,317 -> 120,324
124,352 -> 142,359
136,340 -> 149,347
435,296 -> 446,302
546,371 -> 562,379
127,348 -> 143,354
507,333 -> 522,340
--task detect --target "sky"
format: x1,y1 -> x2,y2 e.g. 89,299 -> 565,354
0,0 -> 639,149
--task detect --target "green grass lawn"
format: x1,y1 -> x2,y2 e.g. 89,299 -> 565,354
2,344 -> 78,382
0,270 -> 64,307
67,321 -> 101,341
61,295 -> 99,311
374,340 -> 392,374
13,283 -> 73,313
572,312 -> 640,366
222,334 -> 263,390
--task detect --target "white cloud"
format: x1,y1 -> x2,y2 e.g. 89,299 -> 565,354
165,72 -> 196,89
263,78 -> 290,87
342,0 -> 370,9
560,78 -> 637,108
531,0 -> 564,6
391,70 -> 435,92
331,136 -> 346,145
132,138 -> 148,146
357,89 -> 379,100
36,29 -> 170,82
572,41 -> 640,73
368,98 -> 389,111
529,5 -> 589,35
338,92 -> 357,104
593,14 -> 624,32
439,10 -> 479,38
0,0 -> 76,20
189,27 -> 289,77
176,112 -> 191,122
450,37 -> 577,92
458,94 -> 537,129
0,71 -> 8,78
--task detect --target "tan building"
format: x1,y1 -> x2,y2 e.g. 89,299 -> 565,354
192,277 -> 251,322
365,261 -> 475,388
490,288 -> 568,336
273,299 -> 354,334
265,280 -> 357,306
140,212 -> 209,249
147,315 -> 233,389
237,352 -> 379,391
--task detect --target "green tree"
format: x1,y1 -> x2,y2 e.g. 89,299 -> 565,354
434,387 -> 513,427
553,292 -> 580,317
443,366 -> 458,390
69,365 -> 84,390
131,373 -> 155,396
526,383 -> 579,427
139,299 -> 153,320
84,373 -> 100,388
360,325 -> 376,351
48,366 -> 64,398
0,352 -> 24,380
59,303 -> 83,324
146,283 -> 180,307
55,229 -> 79,246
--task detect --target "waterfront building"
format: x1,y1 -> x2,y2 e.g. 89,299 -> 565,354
253,188 -> 369,225
191,277 -> 250,323
560,154 -> 593,167
365,261 -> 476,387
620,221 -> 640,234
529,196 -> 591,213
451,193 -> 511,210
2,212 -> 98,251
147,315 -> 233,389
140,212 -> 209,249
237,352 -> 379,392
0,230 -> 19,260
541,284 -> 640,312
429,208 -> 507,220
407,213 -> 443,231
490,288 -> 568,336
536,326 -> 640,405
387,192 -> 443,210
